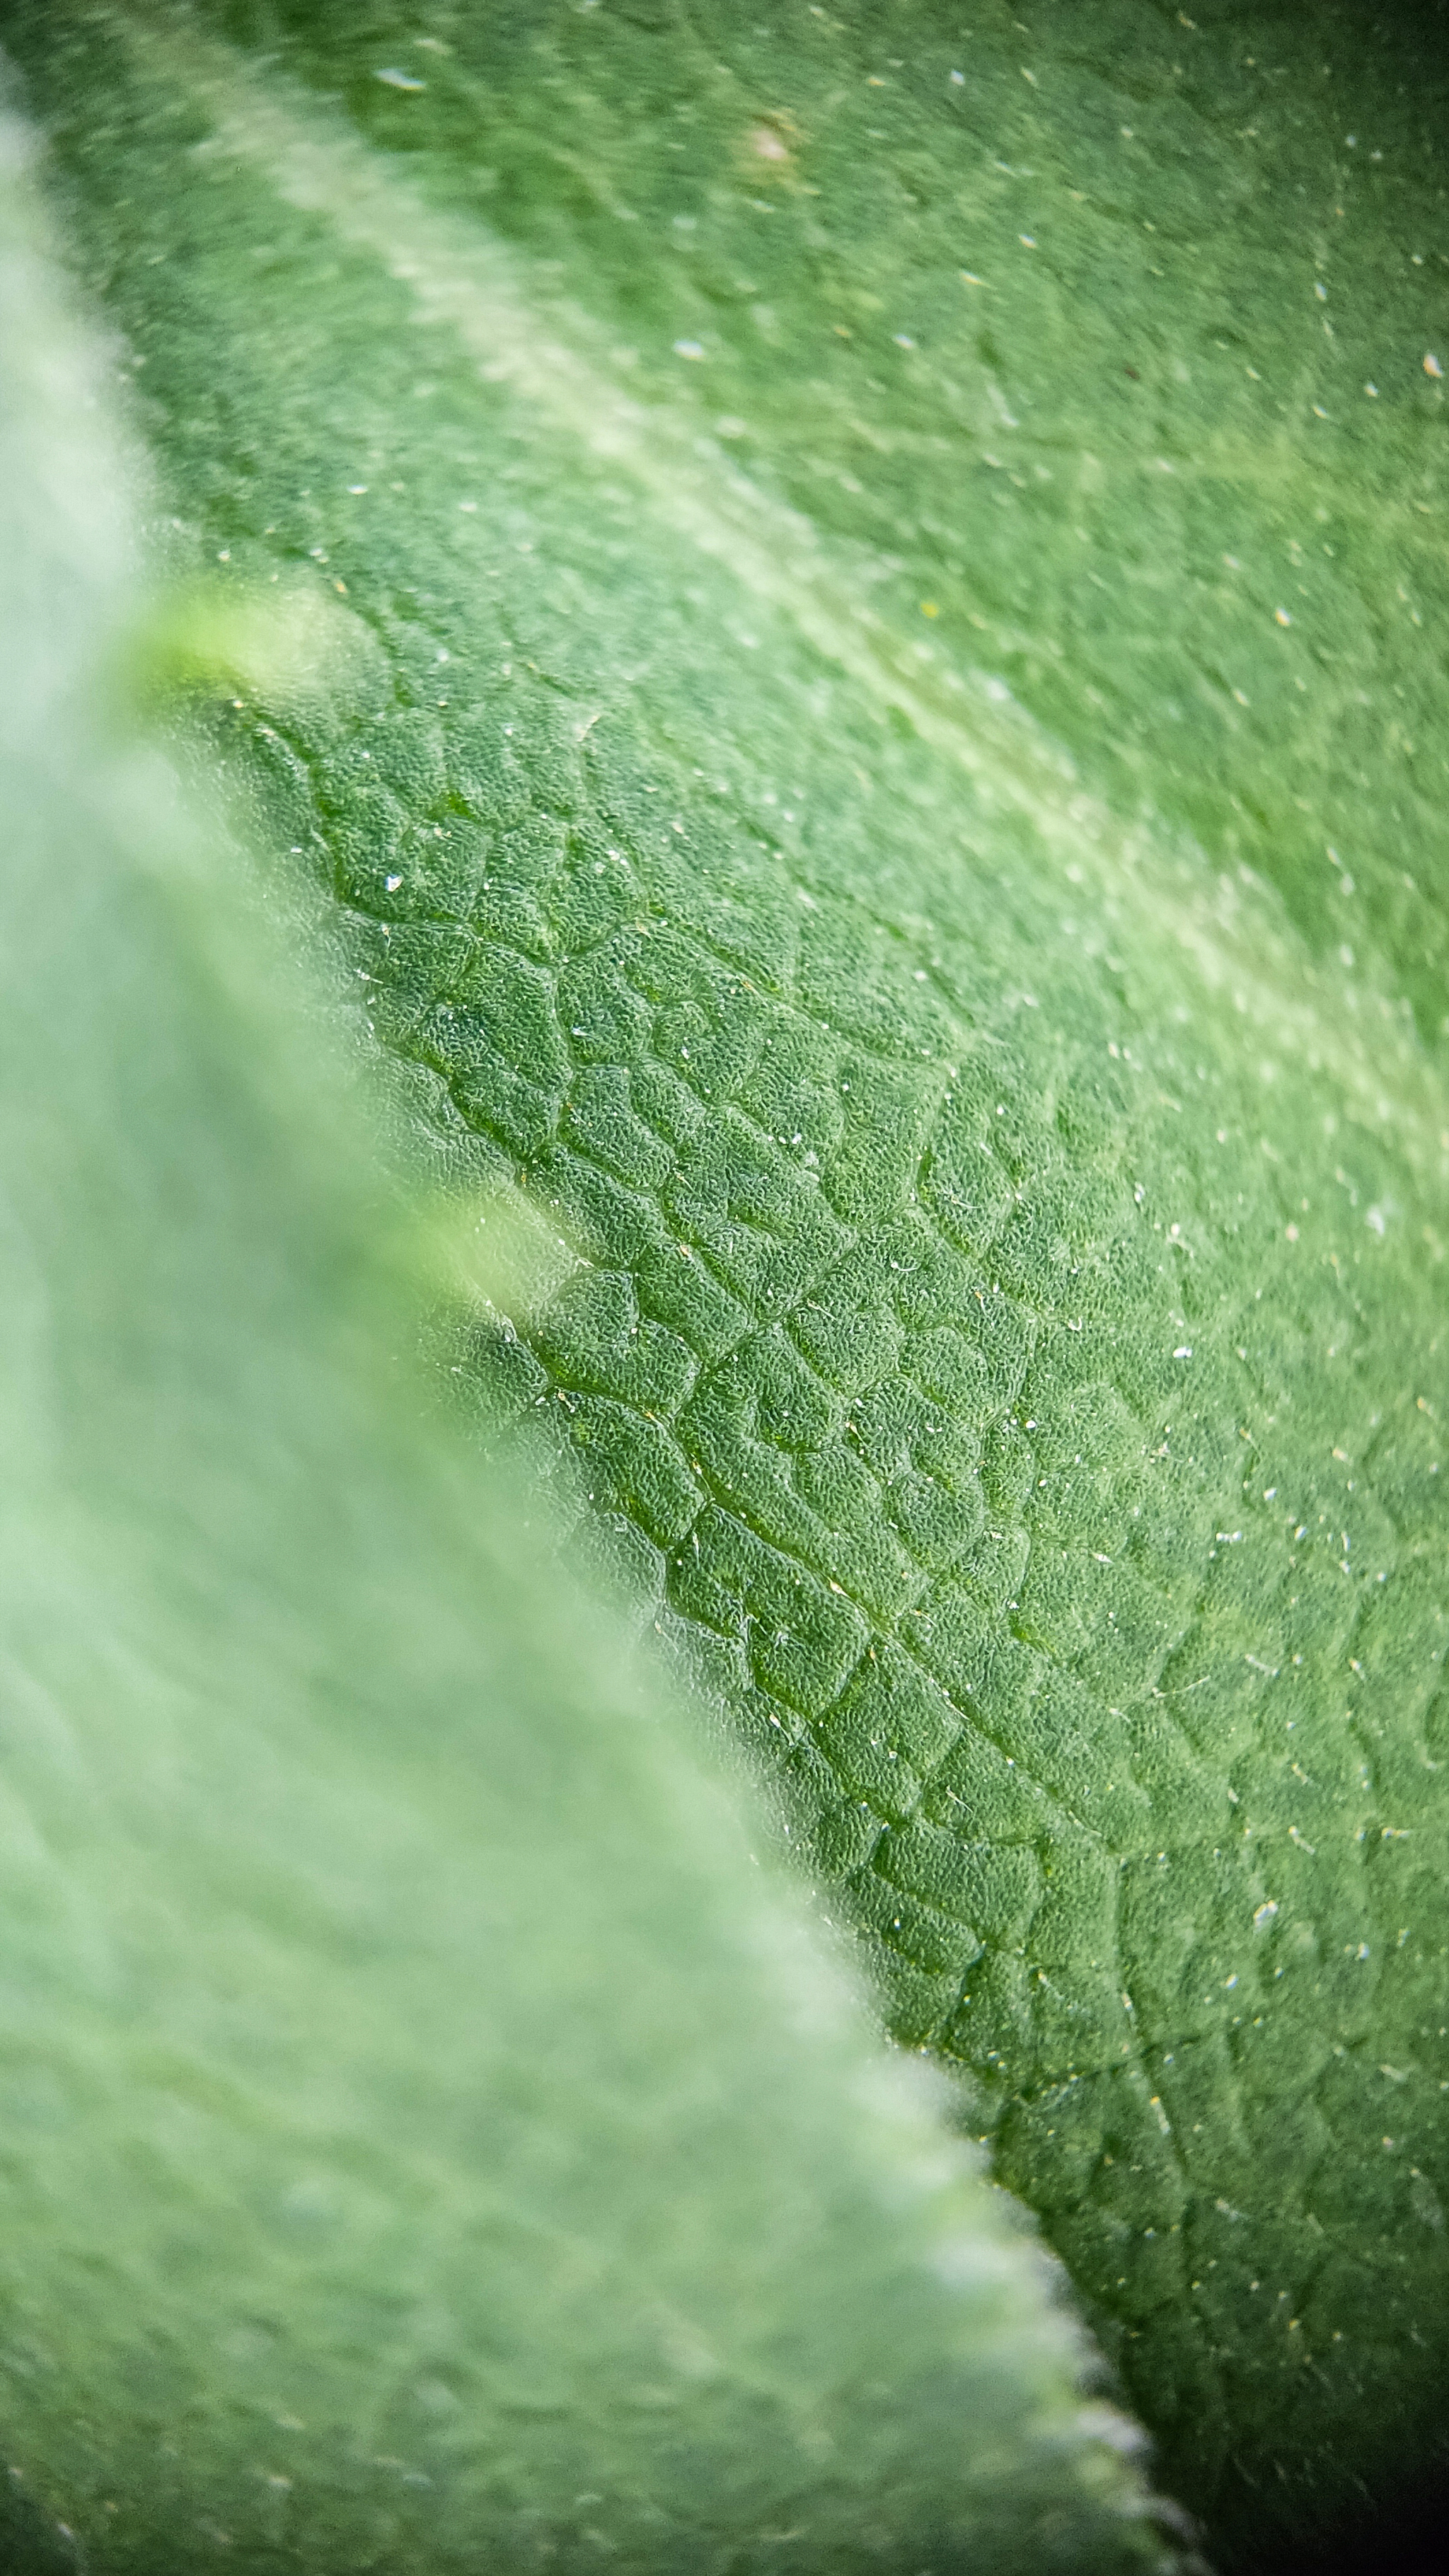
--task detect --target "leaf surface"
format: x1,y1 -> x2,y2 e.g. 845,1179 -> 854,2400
0,98 -> 1176,2576
6,2 -> 1449,2564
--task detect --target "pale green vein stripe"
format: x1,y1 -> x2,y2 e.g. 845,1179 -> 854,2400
111,5 -> 1449,1162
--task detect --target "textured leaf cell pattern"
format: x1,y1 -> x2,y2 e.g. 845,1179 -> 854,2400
6,1 -> 1449,2567
0,117 -> 1178,2576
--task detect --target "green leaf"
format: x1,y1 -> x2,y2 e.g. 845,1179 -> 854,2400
0,96 -> 1178,2576
6,1 -> 1449,2563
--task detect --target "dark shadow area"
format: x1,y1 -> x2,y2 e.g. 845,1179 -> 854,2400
1281,2475 -> 1444,2576
0,2480 -> 79,2576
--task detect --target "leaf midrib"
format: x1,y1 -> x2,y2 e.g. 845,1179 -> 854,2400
109,1 -> 1449,1173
